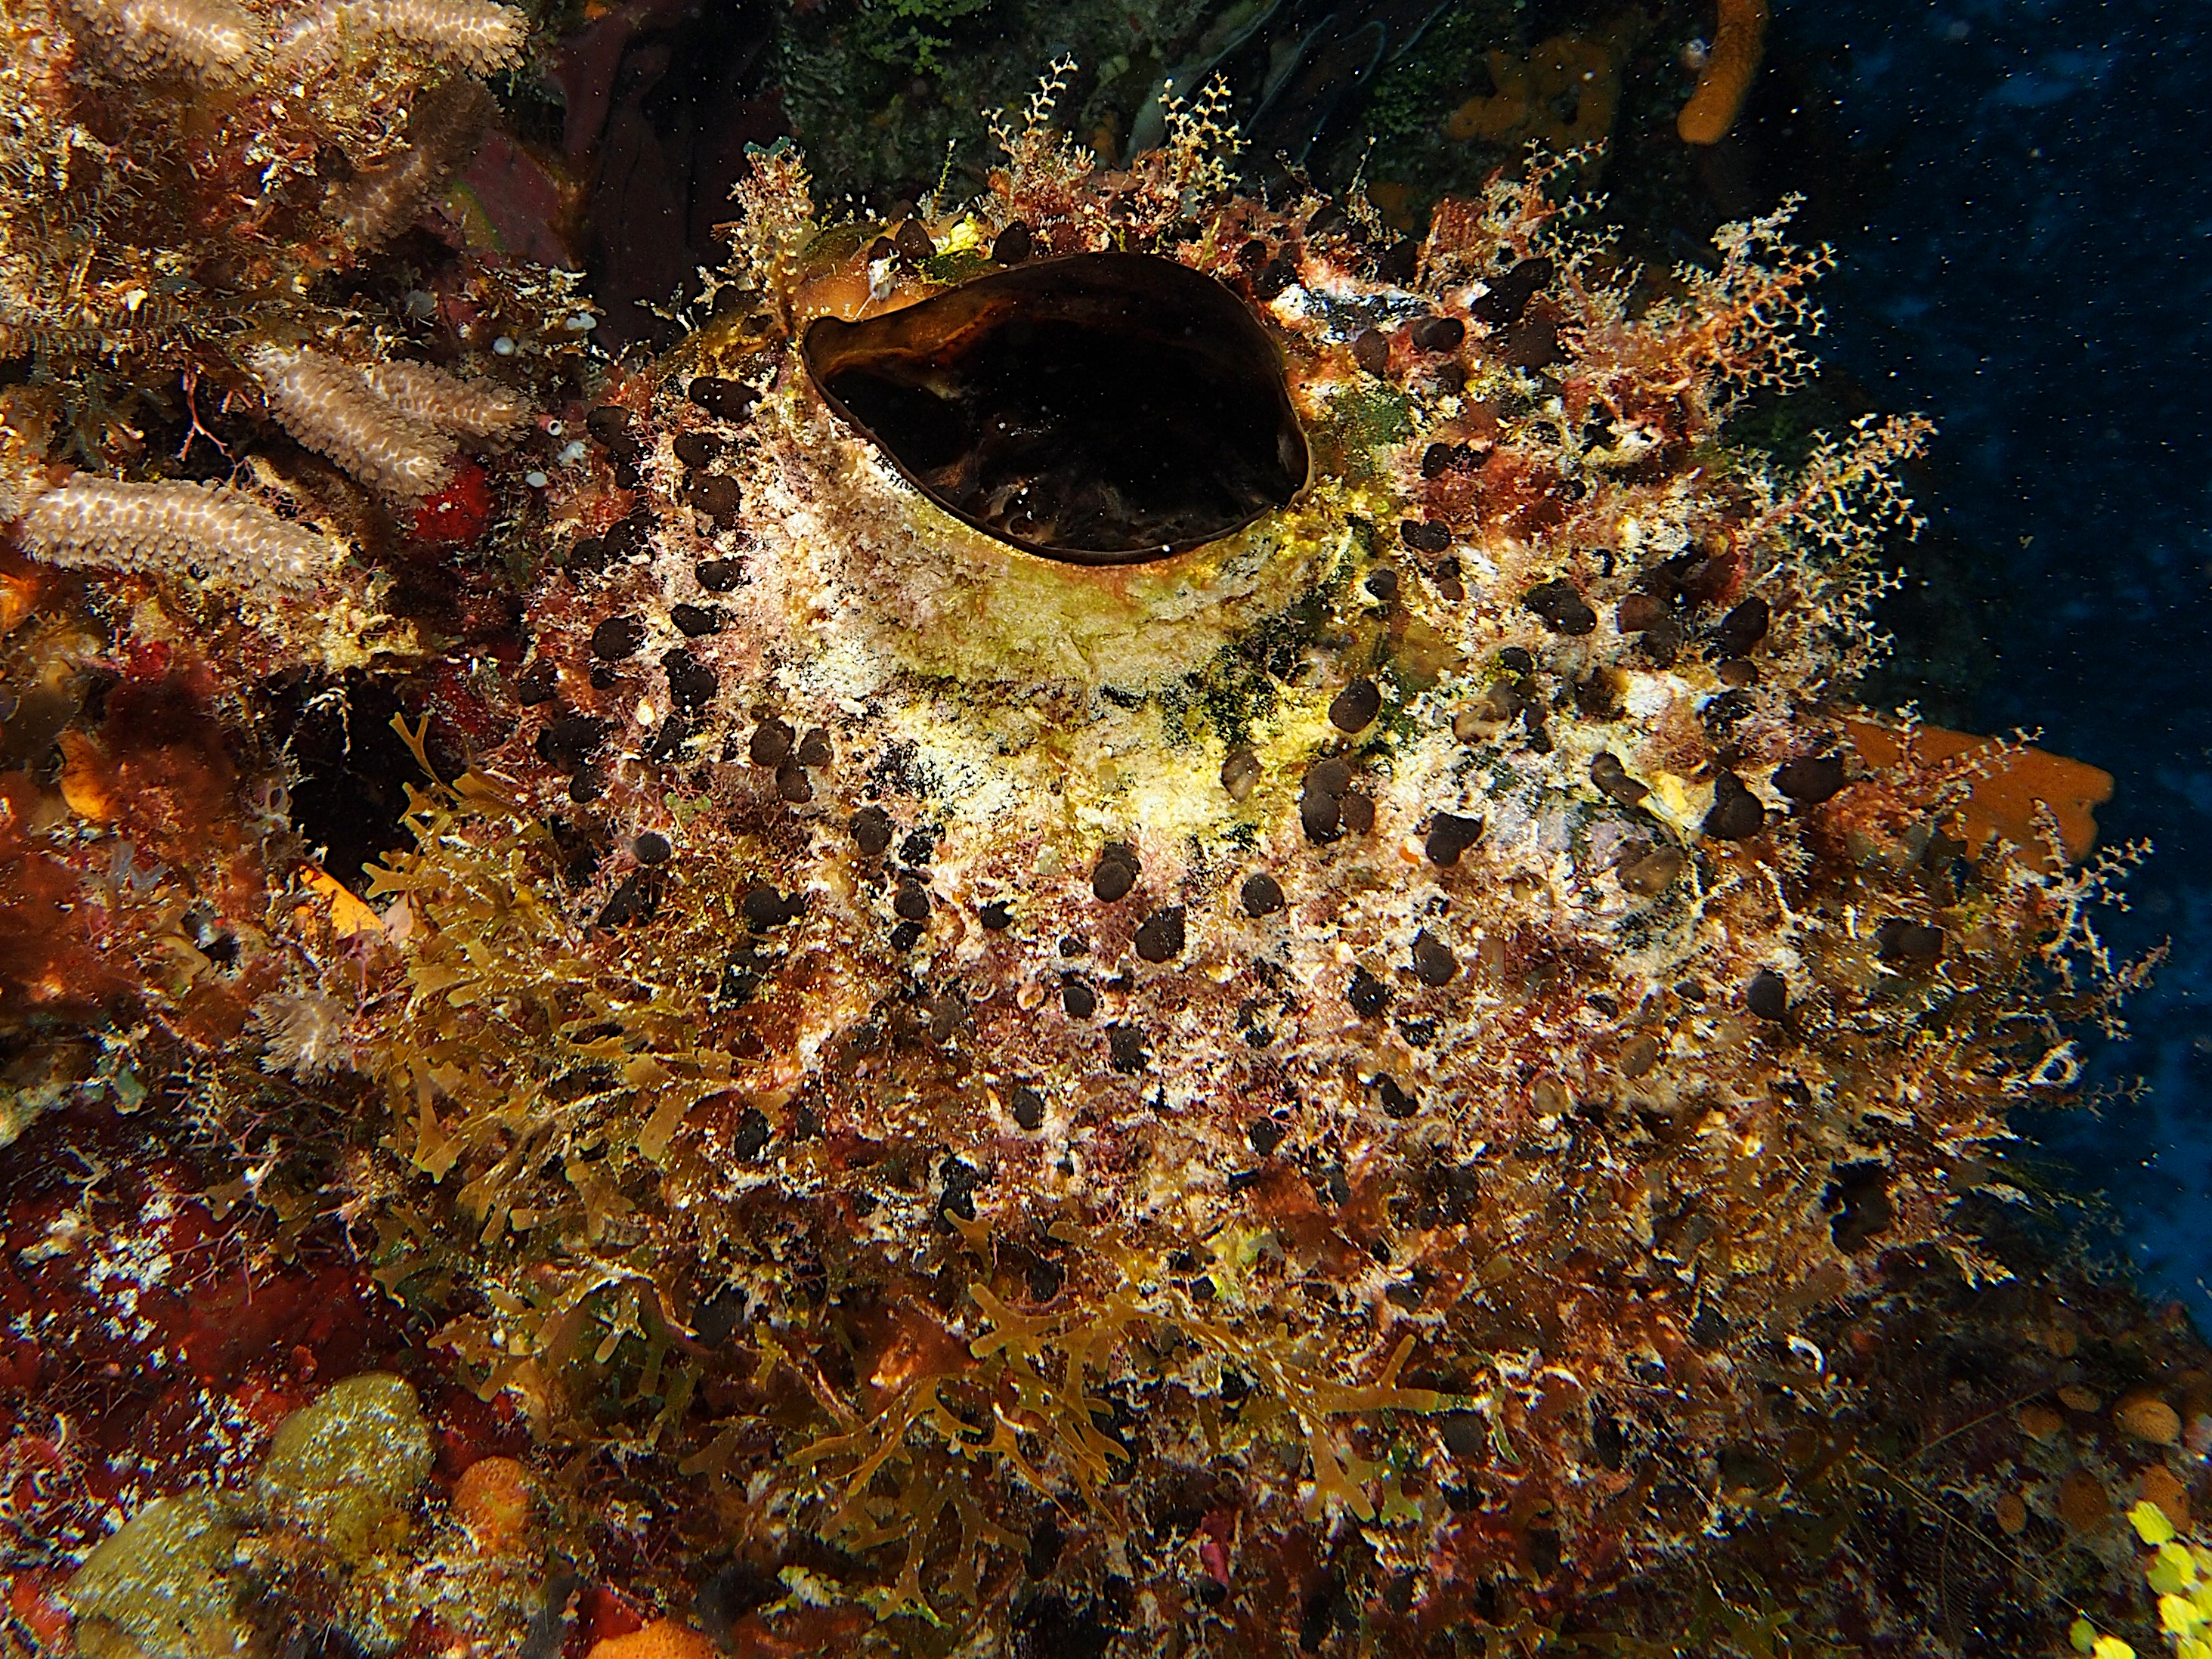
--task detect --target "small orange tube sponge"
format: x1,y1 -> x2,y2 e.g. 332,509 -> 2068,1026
1842,718 -> 2115,867
1677,0 -> 1768,145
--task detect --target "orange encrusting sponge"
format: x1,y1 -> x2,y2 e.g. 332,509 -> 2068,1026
1677,0 -> 1769,144
1843,718 -> 2115,867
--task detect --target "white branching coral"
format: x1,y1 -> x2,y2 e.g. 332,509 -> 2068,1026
64,0 -> 260,79
359,357 -> 530,442
272,0 -> 526,73
252,345 -> 456,501
17,475 -> 341,593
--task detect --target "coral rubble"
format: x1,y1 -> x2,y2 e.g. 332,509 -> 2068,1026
0,35 -> 2188,1659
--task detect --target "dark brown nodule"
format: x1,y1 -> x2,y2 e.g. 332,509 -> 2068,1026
1703,772 -> 1766,840
1240,872 -> 1285,916
1329,677 -> 1381,732
849,804 -> 893,858
1411,930 -> 1459,987
1409,314 -> 1465,352
1133,907 -> 1186,962
1400,518 -> 1452,554
591,614 -> 645,661
688,376 -> 758,422
748,719 -> 793,766
1524,579 -> 1597,636
1616,591 -> 1669,633
1618,844 -> 1685,896
1745,970 -> 1789,1021
803,253 -> 1308,563
1589,751 -> 1648,806
1877,919 -> 1945,964
1092,842 -> 1140,902
1352,328 -> 1391,376
1714,596 -> 1770,658
1774,754 -> 1848,805
992,221 -> 1033,264
1425,812 -> 1483,867
893,218 -> 935,262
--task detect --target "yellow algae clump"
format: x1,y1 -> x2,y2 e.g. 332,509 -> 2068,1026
64,1493 -> 249,1659
1678,0 -> 1771,144
255,1373 -> 434,1562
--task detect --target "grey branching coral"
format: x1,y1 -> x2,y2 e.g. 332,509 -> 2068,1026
18,475 -> 339,592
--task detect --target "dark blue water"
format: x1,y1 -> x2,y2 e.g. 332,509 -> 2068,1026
1794,2 -> 2212,1308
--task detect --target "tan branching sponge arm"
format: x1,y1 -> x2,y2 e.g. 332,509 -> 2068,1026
359,359 -> 531,442
272,0 -> 527,73
252,345 -> 456,501
64,0 -> 261,80
17,476 -> 339,593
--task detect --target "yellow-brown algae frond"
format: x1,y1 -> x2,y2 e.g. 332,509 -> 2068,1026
65,0 -> 261,80
272,0 -> 527,73
252,344 -> 456,500
1678,0 -> 1769,145
359,357 -> 530,443
17,475 -> 339,592
328,78 -> 497,249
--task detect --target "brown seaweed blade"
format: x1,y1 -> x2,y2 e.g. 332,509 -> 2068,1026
803,252 -> 1309,563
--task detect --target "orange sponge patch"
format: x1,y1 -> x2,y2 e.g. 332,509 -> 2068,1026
1678,0 -> 1769,144
1843,718 -> 2115,867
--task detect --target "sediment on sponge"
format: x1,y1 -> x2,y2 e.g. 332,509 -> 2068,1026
17,475 -> 339,593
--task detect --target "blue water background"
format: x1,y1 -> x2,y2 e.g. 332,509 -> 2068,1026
1791,2 -> 2212,1306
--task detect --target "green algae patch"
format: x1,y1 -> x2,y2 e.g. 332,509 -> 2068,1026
66,1492 -> 249,1659
255,1372 -> 433,1562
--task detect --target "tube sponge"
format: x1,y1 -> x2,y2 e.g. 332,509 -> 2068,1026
1677,0 -> 1768,145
